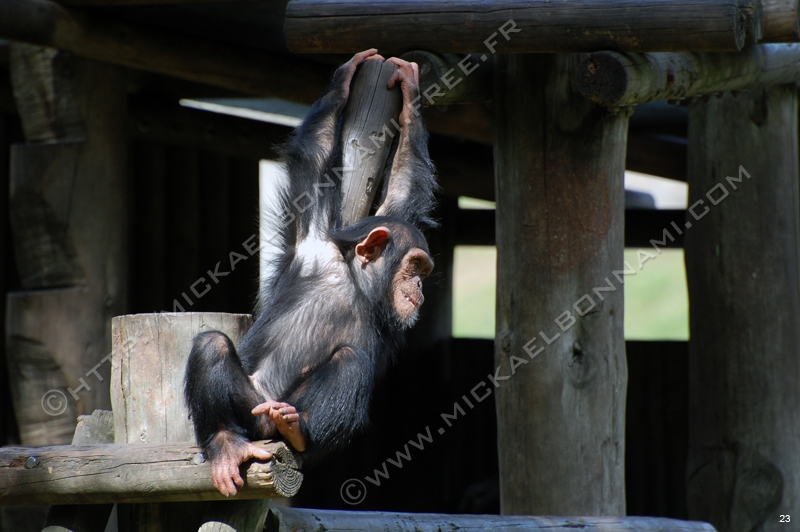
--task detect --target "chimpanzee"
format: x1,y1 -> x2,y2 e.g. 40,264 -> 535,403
184,49 -> 438,496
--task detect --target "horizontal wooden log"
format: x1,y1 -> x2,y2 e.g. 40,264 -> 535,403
627,131 -> 687,181
0,440 -> 301,506
265,508 -> 716,531
61,0 -> 249,5
576,43 -> 800,107
0,0 -> 328,102
762,0 -> 800,41
285,0 -> 755,54
451,208 -> 687,248
401,51 -> 492,105
128,96 -> 287,160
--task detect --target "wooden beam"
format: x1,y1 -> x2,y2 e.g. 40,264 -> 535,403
763,0 -> 800,41
0,440 -> 301,505
576,44 -> 800,107
128,97 -> 287,160
61,0 -> 252,5
401,51 -> 492,106
265,508 -> 715,532
0,0 -> 329,102
627,131 -> 687,181
493,54 -> 627,514
452,209 -> 687,248
285,0 -> 756,54
685,85 -> 800,530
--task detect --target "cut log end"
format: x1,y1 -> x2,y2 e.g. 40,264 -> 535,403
574,53 -> 632,107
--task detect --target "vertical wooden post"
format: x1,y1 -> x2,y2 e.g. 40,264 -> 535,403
685,85 -> 800,531
5,44 -> 126,444
493,54 -> 628,515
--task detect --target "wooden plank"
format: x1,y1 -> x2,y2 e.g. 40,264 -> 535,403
625,341 -> 688,519
339,58 -> 401,226
8,44 -> 85,143
128,140 -> 167,313
686,85 -> 800,530
164,145 -> 201,313
493,54 -> 628,515
6,48 -> 127,450
0,440 -> 301,506
0,0 -> 329,102
763,0 -> 800,41
285,0 -> 755,54
576,44 -> 800,107
265,507 -> 716,531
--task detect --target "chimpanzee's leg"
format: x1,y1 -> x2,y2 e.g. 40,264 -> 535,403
184,331 -> 275,496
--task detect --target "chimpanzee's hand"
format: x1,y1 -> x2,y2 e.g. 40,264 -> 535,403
386,57 -> 420,125
333,49 -> 385,103
252,400 -> 307,452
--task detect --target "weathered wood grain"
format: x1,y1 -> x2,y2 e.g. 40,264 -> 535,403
285,0 -> 755,54
6,50 -> 126,451
42,409 -> 115,532
762,0 -> 800,41
685,85 -> 800,532
493,54 -> 627,515
265,507 -> 716,531
0,0 -> 328,101
576,44 -> 800,107
0,440 -> 301,506
9,44 -> 85,143
111,313 -> 252,445
401,51 -> 492,106
339,59 -> 401,226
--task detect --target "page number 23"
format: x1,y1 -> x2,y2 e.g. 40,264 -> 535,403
780,515 -> 791,523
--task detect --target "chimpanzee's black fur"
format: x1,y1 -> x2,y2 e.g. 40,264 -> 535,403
184,56 -> 437,467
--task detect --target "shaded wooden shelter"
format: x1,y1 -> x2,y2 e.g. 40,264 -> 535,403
1,0 -> 799,531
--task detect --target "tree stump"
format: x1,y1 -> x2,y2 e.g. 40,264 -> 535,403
111,312 -> 255,532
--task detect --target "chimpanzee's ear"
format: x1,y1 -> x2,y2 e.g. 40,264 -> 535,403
355,227 -> 391,265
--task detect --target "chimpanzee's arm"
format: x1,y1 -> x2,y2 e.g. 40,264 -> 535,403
284,50 -> 384,191
375,58 -> 438,229
278,346 -> 374,464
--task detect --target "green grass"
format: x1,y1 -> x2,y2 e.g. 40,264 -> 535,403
452,246 -> 497,339
451,246 -> 689,340
623,248 -> 689,340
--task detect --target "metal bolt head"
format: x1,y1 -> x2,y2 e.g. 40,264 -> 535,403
192,452 -> 206,465
25,456 -> 39,469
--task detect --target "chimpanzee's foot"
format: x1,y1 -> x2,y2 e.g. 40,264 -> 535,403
386,57 -> 420,124
207,430 -> 273,496
252,401 -> 307,452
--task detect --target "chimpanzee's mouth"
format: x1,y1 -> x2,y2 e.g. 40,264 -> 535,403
403,293 -> 419,308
